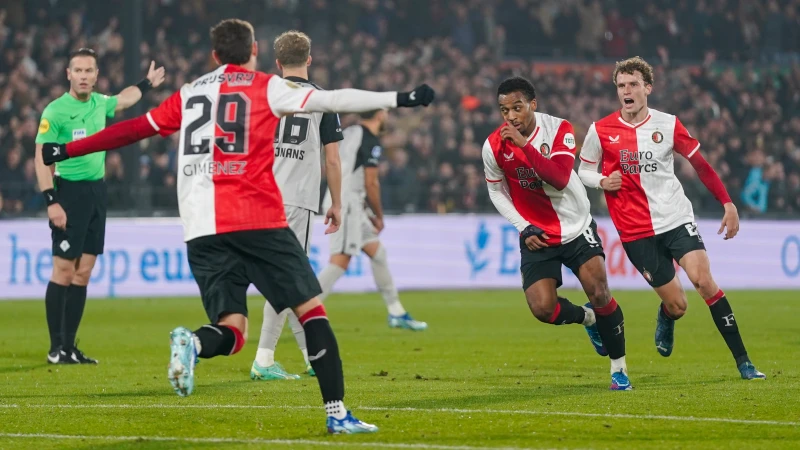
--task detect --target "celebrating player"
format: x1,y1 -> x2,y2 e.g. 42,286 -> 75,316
315,110 -> 427,331
39,18 -> 435,433
483,77 -> 631,390
34,47 -> 165,365
577,57 -> 765,380
250,30 -> 344,381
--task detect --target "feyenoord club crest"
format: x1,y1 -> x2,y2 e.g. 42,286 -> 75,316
652,131 -> 663,144
540,143 -> 551,157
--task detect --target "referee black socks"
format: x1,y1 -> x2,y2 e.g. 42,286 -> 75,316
45,282 -> 69,352
63,284 -> 88,351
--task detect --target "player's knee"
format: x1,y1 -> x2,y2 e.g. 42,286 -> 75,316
527,296 -> 555,323
665,299 -> 687,319
691,272 -> 716,297
585,284 -> 611,308
51,259 -> 76,284
73,267 -> 92,286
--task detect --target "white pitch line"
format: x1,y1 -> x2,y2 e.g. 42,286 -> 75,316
1,403 -> 797,427
0,433 -> 539,450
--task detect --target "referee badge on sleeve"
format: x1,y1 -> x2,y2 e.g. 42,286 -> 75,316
38,118 -> 50,134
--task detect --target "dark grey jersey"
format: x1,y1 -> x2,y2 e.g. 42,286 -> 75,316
338,124 -> 382,204
272,76 -> 343,212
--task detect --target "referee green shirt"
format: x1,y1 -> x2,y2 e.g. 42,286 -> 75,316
35,92 -> 118,181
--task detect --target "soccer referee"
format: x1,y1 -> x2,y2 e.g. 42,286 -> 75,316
34,48 -> 165,365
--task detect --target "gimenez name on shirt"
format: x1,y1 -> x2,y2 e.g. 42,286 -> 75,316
182,161 -> 247,176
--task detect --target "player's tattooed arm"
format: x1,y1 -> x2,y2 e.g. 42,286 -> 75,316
114,61 -> 166,111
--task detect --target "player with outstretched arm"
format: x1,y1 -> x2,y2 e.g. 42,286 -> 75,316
577,57 -> 765,380
483,77 -> 632,390
39,18 -> 435,433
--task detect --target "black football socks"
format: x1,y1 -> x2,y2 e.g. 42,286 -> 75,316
706,290 -> 749,366
45,282 -> 69,352
63,284 -> 88,351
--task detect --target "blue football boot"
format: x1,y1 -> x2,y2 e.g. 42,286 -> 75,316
327,411 -> 379,434
167,326 -> 197,397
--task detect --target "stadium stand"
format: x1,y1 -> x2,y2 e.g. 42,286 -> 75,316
1,0 -> 799,218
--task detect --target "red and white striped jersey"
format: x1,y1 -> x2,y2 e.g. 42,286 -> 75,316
483,112 -> 592,245
147,65 -> 318,241
580,108 -> 698,242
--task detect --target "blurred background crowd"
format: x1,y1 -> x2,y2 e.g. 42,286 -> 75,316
1,0 -> 799,219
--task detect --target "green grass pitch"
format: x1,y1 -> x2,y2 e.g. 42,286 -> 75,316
0,289 -> 798,449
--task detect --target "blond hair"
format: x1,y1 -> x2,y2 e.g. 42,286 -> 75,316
273,30 -> 311,67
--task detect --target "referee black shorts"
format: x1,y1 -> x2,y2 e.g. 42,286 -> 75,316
51,177 -> 107,260
186,228 -> 323,324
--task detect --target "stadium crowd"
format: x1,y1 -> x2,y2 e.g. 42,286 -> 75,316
1,0 -> 799,218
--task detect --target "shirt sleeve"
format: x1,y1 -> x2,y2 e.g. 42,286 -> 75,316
578,123 -> 602,164
102,93 -> 118,118
550,120 -> 577,159
672,117 -> 701,158
320,113 -> 344,145
267,76 -> 319,117
35,106 -> 60,144
146,90 -> 183,137
577,123 -> 605,189
482,138 -> 504,182
362,139 -> 382,168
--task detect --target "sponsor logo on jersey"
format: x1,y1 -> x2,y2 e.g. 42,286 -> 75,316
652,131 -> 663,143
182,161 -> 247,177
563,132 -> 576,149
371,145 -> 383,158
503,151 -> 514,161
38,119 -> 50,134
540,143 -> 550,157
72,129 -> 87,140
619,149 -> 657,174
515,167 -> 544,191
609,135 -> 620,143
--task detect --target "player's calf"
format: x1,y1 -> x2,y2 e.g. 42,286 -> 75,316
293,300 -> 377,434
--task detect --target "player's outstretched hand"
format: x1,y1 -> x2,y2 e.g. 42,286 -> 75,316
42,142 -> 69,166
397,84 -> 435,107
324,205 -> 342,235
147,61 -> 166,88
718,202 -> 740,240
600,170 -> 623,191
500,124 -> 528,148
48,203 -> 67,230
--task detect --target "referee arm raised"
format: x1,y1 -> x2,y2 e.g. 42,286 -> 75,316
33,47 -> 165,365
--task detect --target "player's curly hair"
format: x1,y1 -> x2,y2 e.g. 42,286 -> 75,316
613,56 -> 654,86
497,77 -> 536,102
274,31 -> 311,68
210,19 -> 255,66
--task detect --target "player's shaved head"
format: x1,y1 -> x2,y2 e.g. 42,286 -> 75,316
210,19 -> 255,66
497,77 -> 536,102
274,31 -> 311,68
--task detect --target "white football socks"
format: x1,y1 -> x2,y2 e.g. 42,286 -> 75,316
582,305 -> 597,326
370,245 -> 406,317
317,264 -> 346,301
287,311 -> 309,365
325,400 -> 347,419
611,356 -> 627,375
255,302 -> 286,367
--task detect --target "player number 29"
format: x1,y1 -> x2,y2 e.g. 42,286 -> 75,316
182,93 -> 251,155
